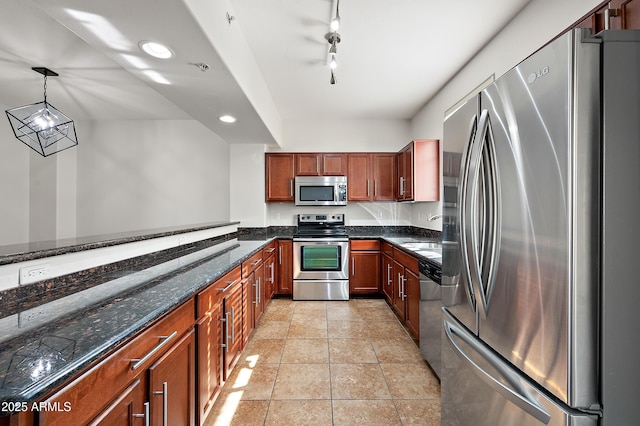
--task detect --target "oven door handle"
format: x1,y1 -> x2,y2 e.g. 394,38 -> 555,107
293,238 -> 349,243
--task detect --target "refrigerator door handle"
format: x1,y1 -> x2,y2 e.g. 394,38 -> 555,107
465,109 -> 500,319
443,314 -> 551,424
458,113 -> 479,312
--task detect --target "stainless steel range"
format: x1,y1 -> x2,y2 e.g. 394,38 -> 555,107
292,214 -> 349,301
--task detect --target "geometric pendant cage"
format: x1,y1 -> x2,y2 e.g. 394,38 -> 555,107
5,67 -> 78,157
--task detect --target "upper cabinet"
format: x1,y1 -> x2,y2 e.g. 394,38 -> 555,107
296,153 -> 347,176
575,0 -> 640,34
397,139 -> 440,202
266,144 -> 437,203
265,153 -> 295,202
347,153 -> 396,201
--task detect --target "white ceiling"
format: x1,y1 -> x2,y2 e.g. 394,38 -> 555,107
0,0 -> 530,146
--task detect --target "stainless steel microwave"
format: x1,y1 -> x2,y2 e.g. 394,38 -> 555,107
294,176 -> 347,206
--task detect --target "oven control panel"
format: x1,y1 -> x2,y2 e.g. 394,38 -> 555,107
298,214 -> 344,224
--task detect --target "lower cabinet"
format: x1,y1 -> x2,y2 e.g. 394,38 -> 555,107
148,330 -> 196,426
381,253 -> 394,303
38,300 -> 196,426
276,240 -> 293,295
349,240 -> 381,295
388,247 -> 420,340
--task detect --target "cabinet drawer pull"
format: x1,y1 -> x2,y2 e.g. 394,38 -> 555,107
133,402 -> 150,426
252,259 -> 262,267
130,331 -> 178,370
387,264 -> 393,285
266,247 -> 276,253
219,279 -> 239,293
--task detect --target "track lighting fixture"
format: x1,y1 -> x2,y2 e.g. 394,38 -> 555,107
325,0 -> 342,85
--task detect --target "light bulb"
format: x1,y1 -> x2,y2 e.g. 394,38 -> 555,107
329,56 -> 338,69
330,18 -> 340,31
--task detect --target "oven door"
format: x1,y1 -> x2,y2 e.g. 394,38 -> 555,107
293,238 -> 349,280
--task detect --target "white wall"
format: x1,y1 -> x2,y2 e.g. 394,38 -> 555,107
0,105 -> 29,245
76,119 -> 230,236
230,144 -> 267,228
410,0 -> 603,231
0,117 -> 231,245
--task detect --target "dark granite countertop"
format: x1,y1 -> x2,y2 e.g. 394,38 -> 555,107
0,225 -> 442,414
0,237 -> 271,414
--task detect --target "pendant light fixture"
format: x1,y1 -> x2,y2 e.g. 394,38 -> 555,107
5,67 -> 78,157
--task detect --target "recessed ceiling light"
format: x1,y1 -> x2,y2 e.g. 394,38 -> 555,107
219,115 -> 236,123
139,41 -> 174,59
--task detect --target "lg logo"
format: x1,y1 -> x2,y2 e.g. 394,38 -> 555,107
527,66 -> 549,84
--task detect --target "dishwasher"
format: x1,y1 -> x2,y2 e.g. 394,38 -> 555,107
418,259 -> 442,379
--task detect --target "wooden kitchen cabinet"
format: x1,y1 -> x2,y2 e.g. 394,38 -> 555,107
148,329 -> 196,426
404,269 -> 420,339
347,153 -> 396,201
196,266 -> 240,423
89,378 -> 146,425
392,260 -> 407,318
222,280 -> 243,380
276,240 -> 293,295
264,252 -> 276,302
39,300 -> 196,426
390,248 -> 420,339
381,252 -> 395,304
349,240 -> 381,294
196,302 -> 222,423
575,0 -> 640,34
265,153 -> 295,202
397,139 -> 440,202
296,153 -> 347,176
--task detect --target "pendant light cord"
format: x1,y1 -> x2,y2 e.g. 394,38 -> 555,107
43,75 -> 48,104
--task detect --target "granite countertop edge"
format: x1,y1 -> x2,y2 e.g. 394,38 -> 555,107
0,221 -> 242,266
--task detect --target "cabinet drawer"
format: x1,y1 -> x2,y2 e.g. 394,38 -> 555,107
262,240 -> 277,258
393,248 -> 419,275
197,266 -> 241,318
381,241 -> 394,256
39,299 -> 195,426
350,239 -> 380,251
242,251 -> 263,277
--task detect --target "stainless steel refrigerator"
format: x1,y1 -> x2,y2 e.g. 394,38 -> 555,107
441,29 -> 640,426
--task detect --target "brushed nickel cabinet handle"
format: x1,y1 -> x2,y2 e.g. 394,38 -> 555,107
133,402 -> 150,426
130,331 -> 178,371
152,382 -> 168,426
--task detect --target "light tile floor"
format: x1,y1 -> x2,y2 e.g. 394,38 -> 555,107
204,298 -> 441,426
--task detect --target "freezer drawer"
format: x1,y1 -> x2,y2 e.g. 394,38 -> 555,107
441,309 -> 598,426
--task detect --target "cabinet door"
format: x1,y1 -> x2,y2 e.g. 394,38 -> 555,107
89,378 -> 146,426
265,153 -> 295,201
149,330 -> 196,426
404,269 -> 420,339
243,275 -> 254,346
350,251 -> 381,294
398,145 -> 414,200
277,240 -> 293,295
609,0 -> 640,29
381,254 -> 394,304
392,261 -> 406,318
295,153 -> 322,176
322,153 -> 347,175
347,153 -> 372,201
196,303 -> 222,422
372,153 -> 396,201
264,254 -> 276,302
253,263 -> 265,326
223,283 -> 243,379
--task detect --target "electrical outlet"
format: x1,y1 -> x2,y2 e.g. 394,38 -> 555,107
19,264 -> 51,285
